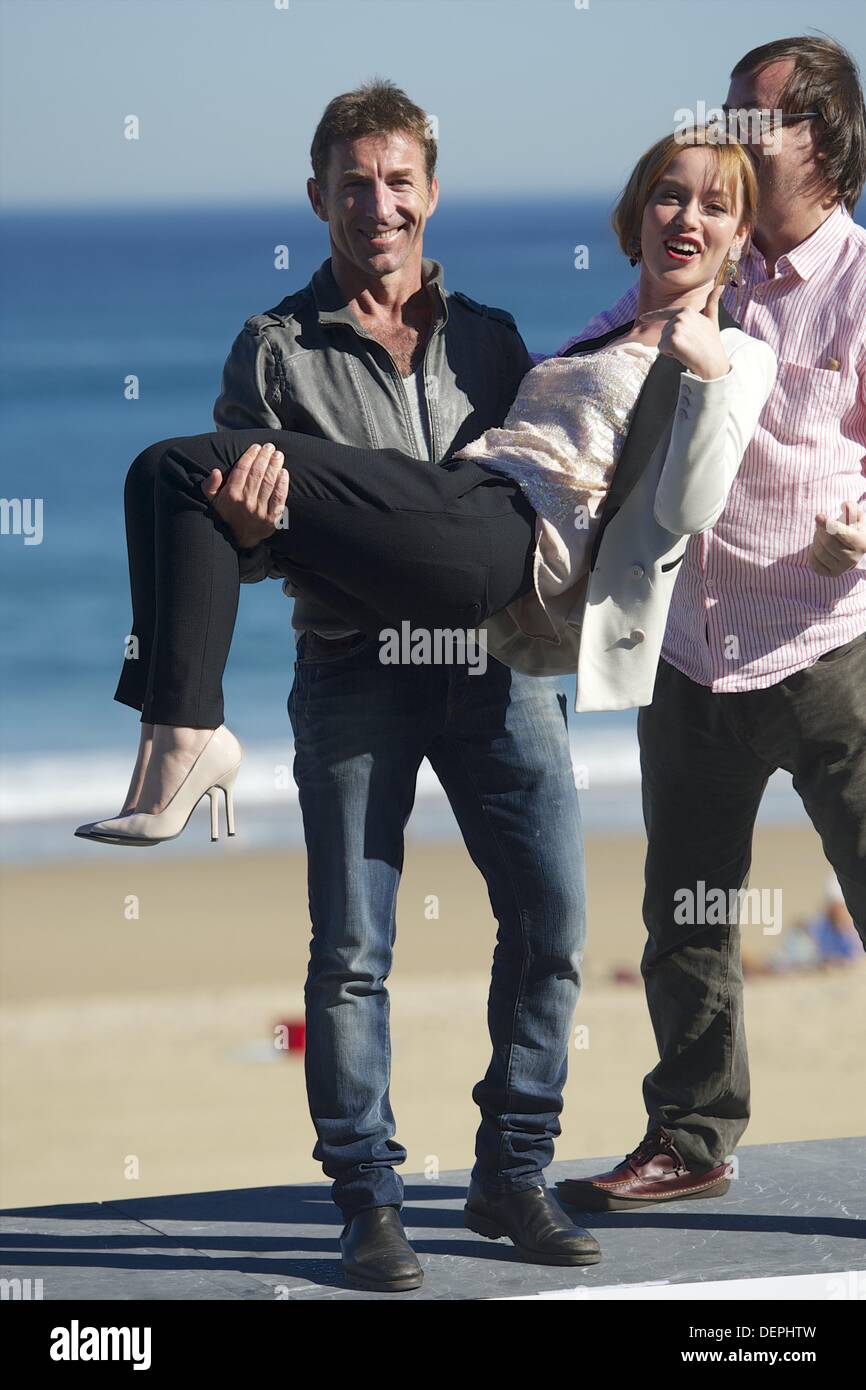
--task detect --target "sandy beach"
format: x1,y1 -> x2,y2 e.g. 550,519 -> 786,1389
1,825 -> 864,1209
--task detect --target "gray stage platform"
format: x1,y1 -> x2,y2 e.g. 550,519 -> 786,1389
2,1137 -> 863,1301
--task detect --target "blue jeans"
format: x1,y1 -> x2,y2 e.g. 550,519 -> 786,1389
287,633 -> 586,1219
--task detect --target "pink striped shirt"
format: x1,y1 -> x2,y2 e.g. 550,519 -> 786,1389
560,202 -> 866,691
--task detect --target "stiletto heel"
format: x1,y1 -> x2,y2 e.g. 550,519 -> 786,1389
218,765 -> 239,837
207,786 -> 220,841
74,725 -> 243,847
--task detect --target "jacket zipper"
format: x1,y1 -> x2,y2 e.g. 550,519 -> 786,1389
419,331 -> 439,461
350,321 -> 442,462
380,339 -> 439,462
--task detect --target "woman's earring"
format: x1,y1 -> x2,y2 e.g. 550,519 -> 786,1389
724,252 -> 740,286
629,245 -> 641,267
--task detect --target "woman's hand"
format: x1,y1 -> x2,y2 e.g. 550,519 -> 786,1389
200,442 -> 289,549
638,283 -> 730,381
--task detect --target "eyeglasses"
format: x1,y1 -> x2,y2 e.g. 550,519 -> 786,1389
720,107 -> 821,139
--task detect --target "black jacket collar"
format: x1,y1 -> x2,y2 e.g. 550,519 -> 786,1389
563,302 -> 740,356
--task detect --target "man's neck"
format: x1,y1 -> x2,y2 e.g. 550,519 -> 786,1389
329,250 -> 430,327
752,199 -> 839,277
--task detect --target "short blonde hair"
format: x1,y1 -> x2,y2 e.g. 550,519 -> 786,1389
613,128 -> 758,285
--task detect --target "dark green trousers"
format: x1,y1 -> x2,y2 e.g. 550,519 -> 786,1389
638,633 -> 866,1170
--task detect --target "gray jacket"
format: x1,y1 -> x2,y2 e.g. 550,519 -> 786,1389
212,256 -> 533,635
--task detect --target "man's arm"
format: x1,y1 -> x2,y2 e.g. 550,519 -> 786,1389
499,322 -> 534,412
213,325 -> 287,583
214,324 -> 283,431
211,321 -> 347,620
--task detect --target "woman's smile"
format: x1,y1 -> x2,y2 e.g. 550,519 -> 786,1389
663,234 -> 704,261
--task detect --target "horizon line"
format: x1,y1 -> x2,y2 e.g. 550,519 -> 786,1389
0,191 -> 626,217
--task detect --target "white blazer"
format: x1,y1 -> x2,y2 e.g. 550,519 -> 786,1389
481,315 -> 778,711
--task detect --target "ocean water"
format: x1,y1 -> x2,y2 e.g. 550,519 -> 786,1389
0,201 -> 810,860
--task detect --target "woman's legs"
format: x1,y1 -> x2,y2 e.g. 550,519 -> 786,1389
112,427 -> 537,811
114,435 -> 243,814
114,435 -> 244,727
257,429 -> 538,629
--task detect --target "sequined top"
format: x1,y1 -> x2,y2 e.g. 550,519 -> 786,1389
458,340 -> 659,642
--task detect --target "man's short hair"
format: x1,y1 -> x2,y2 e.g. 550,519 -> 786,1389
731,35 -> 866,212
310,78 -> 437,189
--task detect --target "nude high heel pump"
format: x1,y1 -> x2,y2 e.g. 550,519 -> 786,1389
206,763 -> 239,841
74,725 -> 243,847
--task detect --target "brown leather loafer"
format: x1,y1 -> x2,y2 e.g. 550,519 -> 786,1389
556,1128 -> 733,1211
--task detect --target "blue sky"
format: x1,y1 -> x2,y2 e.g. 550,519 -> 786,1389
1,0 -> 864,208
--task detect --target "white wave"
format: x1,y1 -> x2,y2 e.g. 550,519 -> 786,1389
0,731 -> 642,822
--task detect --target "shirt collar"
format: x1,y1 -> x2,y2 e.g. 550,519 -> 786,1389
312,256 -> 448,328
745,201 -> 849,282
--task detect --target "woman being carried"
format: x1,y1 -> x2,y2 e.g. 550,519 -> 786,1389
75,129 -> 776,847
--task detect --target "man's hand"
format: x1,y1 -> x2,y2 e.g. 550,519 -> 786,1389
201,442 -> 289,550
638,282 -> 730,381
808,500 -> 866,577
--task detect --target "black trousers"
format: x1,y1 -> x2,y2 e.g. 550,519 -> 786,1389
114,429 -> 537,727
638,644 -> 866,1170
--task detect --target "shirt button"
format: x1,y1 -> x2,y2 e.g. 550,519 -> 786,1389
678,407 -> 688,419
629,628 -> 646,644
631,564 -> 645,579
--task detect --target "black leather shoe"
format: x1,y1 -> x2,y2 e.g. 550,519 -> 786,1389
340,1205 -> 423,1291
464,1179 -> 601,1266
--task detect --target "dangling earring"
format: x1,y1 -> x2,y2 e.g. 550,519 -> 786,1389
724,248 -> 741,287
629,244 -> 641,268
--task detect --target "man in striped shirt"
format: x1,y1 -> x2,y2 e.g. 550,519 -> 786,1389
558,35 -> 866,1212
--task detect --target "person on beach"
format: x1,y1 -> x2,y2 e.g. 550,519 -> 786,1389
103,81 -> 597,1290
555,35 -> 866,1215
74,111 -> 775,1286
